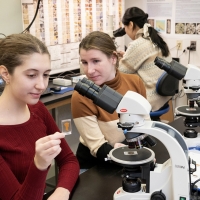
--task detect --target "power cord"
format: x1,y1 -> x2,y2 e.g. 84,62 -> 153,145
172,89 -> 185,100
49,71 -> 81,81
176,43 -> 181,57
188,47 -> 191,64
187,43 -> 196,64
21,0 -> 41,33
179,49 -> 186,58
191,178 -> 200,197
0,33 -> 6,37
170,43 -> 184,58
169,44 -> 178,51
187,43 -> 196,51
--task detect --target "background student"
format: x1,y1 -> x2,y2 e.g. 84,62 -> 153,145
0,33 -> 79,200
118,7 -> 172,113
71,31 -> 147,170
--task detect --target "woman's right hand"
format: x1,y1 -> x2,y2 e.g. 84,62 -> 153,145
117,51 -> 125,58
34,132 -> 65,171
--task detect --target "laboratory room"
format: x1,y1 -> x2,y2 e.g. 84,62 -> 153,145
1,0 -> 200,200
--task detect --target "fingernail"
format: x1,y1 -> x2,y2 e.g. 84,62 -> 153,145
63,132 -> 71,136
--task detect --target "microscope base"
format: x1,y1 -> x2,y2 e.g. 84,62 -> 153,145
114,160 -> 174,200
114,186 -> 150,200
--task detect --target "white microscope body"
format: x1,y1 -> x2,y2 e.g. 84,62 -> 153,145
182,64 -> 200,97
178,64 -> 200,148
74,77 -> 191,200
111,91 -> 190,200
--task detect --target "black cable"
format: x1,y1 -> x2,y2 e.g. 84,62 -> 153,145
187,43 -> 195,64
63,74 -> 73,79
67,70 -> 76,74
57,71 -> 67,78
191,178 -> 200,193
0,33 -> 6,37
188,47 -> 191,64
192,178 -> 200,187
179,49 -> 186,58
49,71 -> 81,81
58,71 -> 81,79
49,75 -> 58,80
22,0 -> 41,33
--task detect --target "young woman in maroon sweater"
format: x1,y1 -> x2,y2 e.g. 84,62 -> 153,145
0,34 -> 79,200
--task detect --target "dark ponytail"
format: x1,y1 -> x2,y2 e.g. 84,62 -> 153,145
122,7 -> 170,57
148,27 -> 169,57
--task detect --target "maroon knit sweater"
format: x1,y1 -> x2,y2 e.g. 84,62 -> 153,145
0,101 -> 79,200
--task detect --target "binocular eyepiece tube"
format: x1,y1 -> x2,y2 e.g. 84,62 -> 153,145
113,27 -> 126,38
74,78 -> 100,100
74,78 -> 123,114
154,57 -> 187,80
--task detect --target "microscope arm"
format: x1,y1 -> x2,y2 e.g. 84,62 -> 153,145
131,120 -> 189,199
115,89 -> 189,198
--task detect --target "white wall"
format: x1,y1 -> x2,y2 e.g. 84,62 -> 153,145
0,0 -> 23,36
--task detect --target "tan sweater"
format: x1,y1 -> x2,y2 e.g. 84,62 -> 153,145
71,70 -> 146,157
119,29 -> 172,111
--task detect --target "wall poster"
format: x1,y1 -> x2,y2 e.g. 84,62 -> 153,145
21,0 -> 124,74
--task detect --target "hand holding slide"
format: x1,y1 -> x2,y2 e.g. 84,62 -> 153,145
34,132 -> 65,171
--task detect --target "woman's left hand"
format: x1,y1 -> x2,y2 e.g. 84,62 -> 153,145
114,143 -> 126,148
48,187 -> 70,200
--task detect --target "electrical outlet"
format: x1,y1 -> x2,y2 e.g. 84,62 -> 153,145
176,40 -> 182,50
190,41 -> 196,51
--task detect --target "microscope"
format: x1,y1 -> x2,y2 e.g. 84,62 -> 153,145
74,78 -> 191,200
154,57 -> 200,149
113,27 -> 126,38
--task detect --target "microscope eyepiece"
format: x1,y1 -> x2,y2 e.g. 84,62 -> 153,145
154,57 -> 171,71
154,57 -> 187,80
113,27 -> 126,37
74,80 -> 99,100
74,78 -> 123,114
80,78 -> 101,93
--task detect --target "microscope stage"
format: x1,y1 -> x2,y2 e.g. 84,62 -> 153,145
176,105 -> 200,116
109,146 -> 155,166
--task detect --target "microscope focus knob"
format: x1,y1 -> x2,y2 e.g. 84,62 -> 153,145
184,129 -> 197,138
150,190 -> 166,200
